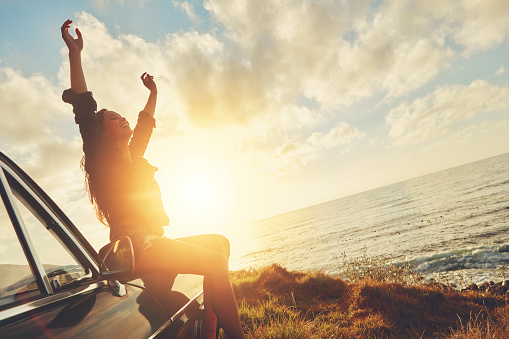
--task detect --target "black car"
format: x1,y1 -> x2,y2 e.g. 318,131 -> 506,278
0,151 -> 205,338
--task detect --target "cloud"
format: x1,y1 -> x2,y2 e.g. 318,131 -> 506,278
162,31 -> 269,128
205,0 -> 370,107
59,13 -> 163,116
0,68 -> 64,145
173,1 -> 202,25
367,0 -> 509,54
0,67 -> 88,222
63,1 -> 509,134
386,80 -> 509,144
204,0 -> 509,109
308,123 -> 363,148
275,122 -> 363,175
52,6 -> 509,176
92,0 -> 149,11
0,67 -> 83,182
451,0 -> 509,53
60,12 -> 270,131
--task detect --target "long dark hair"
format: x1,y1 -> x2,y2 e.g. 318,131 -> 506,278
81,108 -> 111,226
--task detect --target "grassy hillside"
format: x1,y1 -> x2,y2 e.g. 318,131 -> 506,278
225,264 -> 508,339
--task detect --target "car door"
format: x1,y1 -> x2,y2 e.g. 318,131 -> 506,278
0,153 -> 169,338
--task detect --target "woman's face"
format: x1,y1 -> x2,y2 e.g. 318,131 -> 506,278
102,111 -> 133,142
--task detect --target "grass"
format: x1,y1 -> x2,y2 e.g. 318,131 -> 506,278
222,262 -> 509,339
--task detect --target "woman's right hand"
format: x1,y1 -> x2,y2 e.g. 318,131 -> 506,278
61,19 -> 83,52
62,19 -> 88,94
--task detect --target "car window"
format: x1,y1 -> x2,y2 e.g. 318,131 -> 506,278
11,191 -> 92,290
0,195 -> 39,308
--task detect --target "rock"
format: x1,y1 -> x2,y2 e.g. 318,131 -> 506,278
428,282 -> 454,292
479,281 -> 494,292
460,280 -> 509,295
463,283 -> 479,291
469,281 -> 509,295
498,285 -> 507,294
490,282 -> 508,295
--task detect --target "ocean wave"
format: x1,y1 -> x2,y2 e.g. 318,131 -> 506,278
410,244 -> 509,273
497,244 -> 509,253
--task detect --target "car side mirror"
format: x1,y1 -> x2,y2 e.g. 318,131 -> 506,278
98,236 -> 135,280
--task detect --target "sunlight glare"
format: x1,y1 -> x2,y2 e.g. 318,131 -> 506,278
160,147 -> 237,234
182,179 -> 212,209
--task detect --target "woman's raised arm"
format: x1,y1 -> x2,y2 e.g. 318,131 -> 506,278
141,72 -> 157,117
61,19 -> 87,94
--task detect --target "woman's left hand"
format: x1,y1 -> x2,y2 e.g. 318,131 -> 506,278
61,19 -> 83,52
141,72 -> 157,93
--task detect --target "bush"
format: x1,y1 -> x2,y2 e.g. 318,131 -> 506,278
338,247 -> 422,286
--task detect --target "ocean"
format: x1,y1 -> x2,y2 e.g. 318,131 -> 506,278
227,152 -> 509,287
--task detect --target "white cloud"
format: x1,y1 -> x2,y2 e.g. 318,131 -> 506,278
61,12 -> 271,131
372,0 -> 509,53
0,66 -> 91,226
203,0 -> 509,109
62,1 -> 509,136
386,80 -> 509,144
173,1 -> 202,25
0,68 -> 64,144
496,66 -> 506,76
308,123 -> 362,148
205,0 -> 371,107
0,67 -> 83,183
59,13 -> 164,117
51,6 -> 509,178
274,122 -> 363,175
203,0 -> 436,109
451,0 -> 509,53
92,0 -> 149,11
162,31 -> 269,128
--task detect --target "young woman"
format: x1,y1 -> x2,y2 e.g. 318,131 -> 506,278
60,19 -> 245,338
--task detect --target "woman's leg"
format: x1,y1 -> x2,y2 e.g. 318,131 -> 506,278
173,234 -> 230,259
173,235 -> 231,337
200,277 -> 218,338
135,235 -> 244,339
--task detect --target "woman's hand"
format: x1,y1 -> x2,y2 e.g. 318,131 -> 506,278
61,19 -> 83,52
62,19 -> 87,93
141,73 -> 157,116
141,72 -> 157,93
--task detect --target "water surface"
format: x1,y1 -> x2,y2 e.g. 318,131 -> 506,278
228,152 -> 509,286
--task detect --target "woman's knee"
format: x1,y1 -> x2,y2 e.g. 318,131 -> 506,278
201,234 -> 231,259
177,234 -> 230,258
207,251 -> 230,276
215,234 -> 230,259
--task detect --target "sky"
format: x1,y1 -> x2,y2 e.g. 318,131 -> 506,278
1,0 -> 509,250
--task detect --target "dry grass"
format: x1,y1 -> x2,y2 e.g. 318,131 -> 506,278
224,263 -> 508,339
338,249 -> 422,286
447,305 -> 509,339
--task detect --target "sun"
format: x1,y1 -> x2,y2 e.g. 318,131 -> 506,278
173,169 -> 219,218
159,151 -> 236,233
182,179 -> 211,209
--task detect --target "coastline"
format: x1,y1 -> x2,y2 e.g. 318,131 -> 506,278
228,152 -> 509,293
